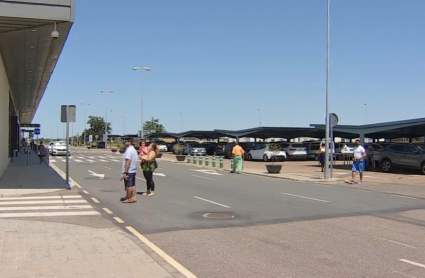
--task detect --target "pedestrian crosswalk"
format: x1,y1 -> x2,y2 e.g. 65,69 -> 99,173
50,155 -> 122,163
0,195 -> 100,218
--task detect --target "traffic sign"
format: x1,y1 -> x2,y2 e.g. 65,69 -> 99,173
20,124 -> 40,128
34,128 -> 40,135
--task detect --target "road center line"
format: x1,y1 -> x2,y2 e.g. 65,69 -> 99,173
192,175 -> 214,180
91,197 -> 100,204
126,226 -> 198,278
113,217 -> 125,224
82,190 -> 89,195
399,259 -> 425,269
104,167 -> 113,170
193,196 -> 230,208
373,236 -> 416,248
280,192 -> 330,203
390,194 -> 418,200
102,207 -> 113,214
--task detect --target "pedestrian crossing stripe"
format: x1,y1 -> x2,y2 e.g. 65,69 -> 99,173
0,195 -> 99,218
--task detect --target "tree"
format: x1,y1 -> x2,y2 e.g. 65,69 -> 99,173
79,116 -> 111,142
143,117 -> 166,135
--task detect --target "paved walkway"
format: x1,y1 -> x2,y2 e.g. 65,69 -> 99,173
0,219 -> 174,278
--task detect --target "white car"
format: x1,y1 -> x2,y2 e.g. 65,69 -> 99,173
50,142 -> 71,156
335,142 -> 355,154
247,143 -> 287,162
157,145 -> 168,152
279,143 -> 308,160
184,143 -> 206,155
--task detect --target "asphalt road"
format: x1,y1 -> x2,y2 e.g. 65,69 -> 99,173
52,151 -> 425,278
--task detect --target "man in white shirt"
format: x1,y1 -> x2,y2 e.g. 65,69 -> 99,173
121,138 -> 138,203
350,139 -> 366,184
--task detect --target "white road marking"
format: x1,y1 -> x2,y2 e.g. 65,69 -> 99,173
87,170 -> 105,179
82,190 -> 90,195
193,196 -> 230,208
50,159 -> 57,162
280,192 -> 330,203
192,175 -> 214,180
126,226 -> 198,278
390,194 -> 417,200
153,173 -> 166,177
110,159 -> 120,162
0,211 -> 100,218
0,205 -> 93,211
61,159 -> 66,162
75,183 -> 82,188
373,236 -> 416,248
98,159 -> 108,162
104,167 -> 113,170
91,197 -> 100,204
190,169 -> 222,176
0,195 -> 82,201
113,217 -> 125,224
74,159 -> 83,162
136,177 -> 146,181
0,200 -> 87,205
102,207 -> 113,214
87,159 -> 95,163
399,259 -> 425,269
350,189 -> 371,192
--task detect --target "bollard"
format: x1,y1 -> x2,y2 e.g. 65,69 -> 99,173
205,155 -> 209,166
230,159 -> 234,171
199,154 -> 203,165
193,154 -> 197,164
212,155 -> 216,167
219,156 -> 223,168
187,154 -> 191,163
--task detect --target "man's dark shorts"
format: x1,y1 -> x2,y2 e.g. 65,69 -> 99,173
124,173 -> 136,187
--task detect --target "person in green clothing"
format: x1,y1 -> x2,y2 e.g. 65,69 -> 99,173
140,143 -> 159,196
231,142 -> 245,174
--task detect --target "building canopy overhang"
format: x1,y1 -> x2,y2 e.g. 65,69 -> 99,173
0,0 -> 75,124
310,117 -> 425,139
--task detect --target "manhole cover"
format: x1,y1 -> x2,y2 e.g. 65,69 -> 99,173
202,212 -> 235,219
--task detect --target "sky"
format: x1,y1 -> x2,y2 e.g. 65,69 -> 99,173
33,0 -> 425,139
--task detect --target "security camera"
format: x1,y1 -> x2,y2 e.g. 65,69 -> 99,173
51,22 -> 59,39
51,30 -> 59,39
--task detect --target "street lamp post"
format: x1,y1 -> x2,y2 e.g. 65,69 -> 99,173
81,102 -> 90,146
120,113 -> 128,136
364,104 -> 368,124
257,109 -> 262,126
178,112 -> 183,132
132,67 -> 151,139
100,90 -> 113,148
324,0 -> 331,180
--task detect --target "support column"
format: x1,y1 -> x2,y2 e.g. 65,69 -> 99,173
359,133 -> 365,145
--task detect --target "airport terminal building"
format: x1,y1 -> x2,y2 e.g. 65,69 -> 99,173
0,0 -> 74,178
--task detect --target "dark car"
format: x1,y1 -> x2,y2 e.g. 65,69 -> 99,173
224,142 -> 253,159
214,143 -> 226,156
201,142 -> 218,155
380,143 -> 425,174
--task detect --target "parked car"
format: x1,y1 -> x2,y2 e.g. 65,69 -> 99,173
247,143 -> 286,162
335,142 -> 355,154
303,140 -> 335,160
157,144 -> 168,152
379,144 -> 425,174
50,142 -> 71,156
184,143 -> 206,155
224,142 -> 252,159
201,142 -> 217,155
214,143 -> 226,156
279,142 -> 307,160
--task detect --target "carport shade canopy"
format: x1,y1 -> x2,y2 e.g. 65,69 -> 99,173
177,130 -> 228,139
214,127 -> 358,140
311,117 -> 425,140
145,132 -> 179,139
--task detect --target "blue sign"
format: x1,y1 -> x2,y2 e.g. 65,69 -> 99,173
34,128 -> 40,135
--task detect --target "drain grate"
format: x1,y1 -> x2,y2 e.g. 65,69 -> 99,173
202,212 -> 235,219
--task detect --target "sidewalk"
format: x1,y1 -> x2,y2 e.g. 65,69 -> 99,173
0,152 -> 189,278
0,150 -> 67,197
0,219 -> 176,278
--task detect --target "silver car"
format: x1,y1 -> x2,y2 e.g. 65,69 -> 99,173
379,144 -> 425,174
184,143 -> 206,156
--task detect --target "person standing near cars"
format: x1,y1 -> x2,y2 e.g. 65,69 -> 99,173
349,139 -> 366,184
140,143 -> 159,196
231,142 -> 245,174
121,138 -> 138,203
318,142 -> 326,172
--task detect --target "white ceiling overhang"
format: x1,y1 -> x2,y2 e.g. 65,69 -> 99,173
0,0 -> 74,124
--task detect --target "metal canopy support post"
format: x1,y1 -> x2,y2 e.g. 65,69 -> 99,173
66,118 -> 70,189
324,0 -> 331,180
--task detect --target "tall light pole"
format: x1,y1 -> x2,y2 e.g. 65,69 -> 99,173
100,90 -> 113,147
120,113 -> 128,135
364,104 -> 368,124
81,102 -> 90,146
324,0 -> 331,180
132,67 -> 151,139
178,112 -> 183,132
257,109 -> 262,126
